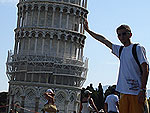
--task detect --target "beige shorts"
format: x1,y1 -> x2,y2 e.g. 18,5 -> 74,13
119,94 -> 149,113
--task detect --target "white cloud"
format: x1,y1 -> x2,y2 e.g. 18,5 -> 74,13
0,0 -> 18,4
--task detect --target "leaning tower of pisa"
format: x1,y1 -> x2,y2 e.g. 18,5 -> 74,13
6,0 -> 88,113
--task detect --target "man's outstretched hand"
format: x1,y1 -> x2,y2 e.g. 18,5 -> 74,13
83,18 -> 89,31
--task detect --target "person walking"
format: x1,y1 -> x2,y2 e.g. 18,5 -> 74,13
104,88 -> 119,113
79,90 -> 99,113
83,19 -> 149,113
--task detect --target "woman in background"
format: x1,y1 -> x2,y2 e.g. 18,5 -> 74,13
79,90 -> 99,113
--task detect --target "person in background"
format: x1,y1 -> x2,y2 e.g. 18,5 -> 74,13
43,89 -> 57,113
104,88 -> 119,113
79,90 -> 99,113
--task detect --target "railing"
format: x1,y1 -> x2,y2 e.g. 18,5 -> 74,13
6,50 -> 88,79
9,54 -> 86,66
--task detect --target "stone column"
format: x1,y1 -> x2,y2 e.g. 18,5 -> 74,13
25,8 -> 29,26
20,38 -> 25,54
39,74 -> 41,83
14,39 -> 19,55
77,14 -> 80,32
34,37 -> 38,54
49,37 -> 53,56
66,10 -> 70,29
59,8 -> 63,28
52,8 -> 55,28
21,11 -> 25,27
64,100 -> 69,113
37,6 -> 41,26
17,8 -> 21,28
74,44 -> 77,59
74,100 -> 80,112
44,6 -> 48,27
77,45 -> 81,60
35,97 -> 40,112
21,96 -> 25,113
31,73 -> 33,82
31,6 -> 34,26
73,12 -> 76,31
28,38 -> 31,54
81,45 -> 83,61
70,41 -> 73,58
64,40 -> 67,58
56,39 -> 60,57
42,38 -> 45,54
24,72 -> 27,82
80,19 -> 83,33
17,39 -> 20,54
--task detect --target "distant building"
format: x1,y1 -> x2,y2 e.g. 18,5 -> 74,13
6,0 -> 88,113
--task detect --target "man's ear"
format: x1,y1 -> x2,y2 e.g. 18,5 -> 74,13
130,33 -> 132,37
129,33 -> 132,38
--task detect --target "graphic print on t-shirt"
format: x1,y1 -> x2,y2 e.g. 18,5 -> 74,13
126,79 -> 139,91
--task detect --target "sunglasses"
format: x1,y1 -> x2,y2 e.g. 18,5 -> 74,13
117,32 -> 130,37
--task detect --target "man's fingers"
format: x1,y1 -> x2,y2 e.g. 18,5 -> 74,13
83,18 -> 89,31
138,93 -> 145,104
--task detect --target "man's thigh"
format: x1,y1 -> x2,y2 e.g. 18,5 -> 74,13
119,94 -> 144,113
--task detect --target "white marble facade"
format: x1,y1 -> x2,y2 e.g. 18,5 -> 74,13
6,0 -> 88,112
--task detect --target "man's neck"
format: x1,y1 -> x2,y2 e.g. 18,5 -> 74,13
124,41 -> 132,47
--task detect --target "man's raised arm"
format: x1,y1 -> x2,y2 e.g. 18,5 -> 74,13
84,19 -> 112,50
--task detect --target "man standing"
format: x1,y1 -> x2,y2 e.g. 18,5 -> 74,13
84,19 -> 149,113
104,88 -> 119,113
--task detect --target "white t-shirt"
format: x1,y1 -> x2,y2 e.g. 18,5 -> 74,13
82,102 -> 91,113
81,98 -> 93,113
105,94 -> 119,112
112,44 -> 149,95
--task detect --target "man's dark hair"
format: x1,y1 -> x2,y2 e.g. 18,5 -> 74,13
116,24 -> 131,33
111,88 -> 116,94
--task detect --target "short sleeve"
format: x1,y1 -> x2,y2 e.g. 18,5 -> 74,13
105,96 -> 108,103
114,95 -> 119,102
112,44 -> 121,58
136,45 -> 149,65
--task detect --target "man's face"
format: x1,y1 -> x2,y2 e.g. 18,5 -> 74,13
117,29 -> 131,46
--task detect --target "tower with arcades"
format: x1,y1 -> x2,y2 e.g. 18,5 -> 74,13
6,0 -> 88,112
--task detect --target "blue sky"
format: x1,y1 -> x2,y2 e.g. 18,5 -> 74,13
0,0 -> 150,92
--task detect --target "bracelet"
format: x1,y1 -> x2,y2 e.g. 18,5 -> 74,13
139,88 -> 146,92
